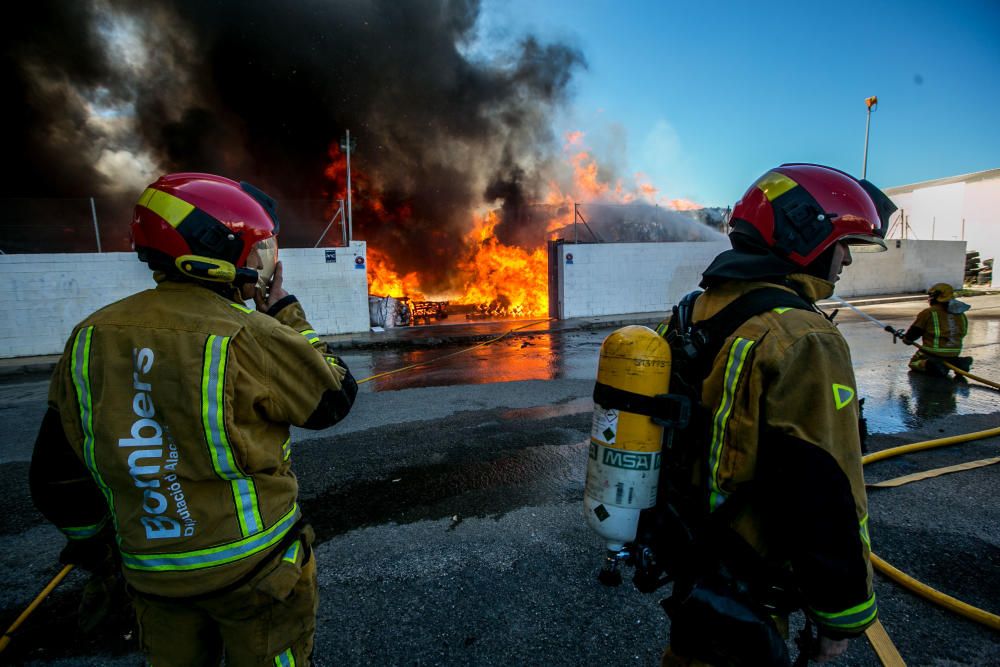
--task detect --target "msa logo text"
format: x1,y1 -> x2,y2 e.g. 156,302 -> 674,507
602,449 -> 658,470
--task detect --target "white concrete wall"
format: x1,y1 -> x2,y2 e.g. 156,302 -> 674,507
0,243 -> 369,358
277,244 -> 370,336
834,240 -> 965,297
556,240 -> 965,318
557,241 -> 729,318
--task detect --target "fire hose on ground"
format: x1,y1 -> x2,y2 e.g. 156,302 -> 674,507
862,429 -> 1000,636
3,312 -> 999,659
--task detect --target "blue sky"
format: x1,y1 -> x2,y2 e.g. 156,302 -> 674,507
474,0 -> 1000,207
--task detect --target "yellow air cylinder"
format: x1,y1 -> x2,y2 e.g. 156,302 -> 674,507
584,325 -> 672,551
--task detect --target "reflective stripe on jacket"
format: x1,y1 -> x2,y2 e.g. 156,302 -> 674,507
692,273 -> 876,637
910,304 -> 967,356
47,280 -> 348,596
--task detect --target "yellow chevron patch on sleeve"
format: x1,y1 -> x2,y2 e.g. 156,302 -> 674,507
833,383 -> 855,410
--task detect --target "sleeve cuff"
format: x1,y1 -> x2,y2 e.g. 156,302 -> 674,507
810,593 -> 878,637
59,516 -> 110,540
266,294 -> 299,318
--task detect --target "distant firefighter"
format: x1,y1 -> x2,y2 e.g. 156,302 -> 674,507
902,283 -> 973,376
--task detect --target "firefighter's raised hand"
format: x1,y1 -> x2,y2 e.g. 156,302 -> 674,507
254,261 -> 289,312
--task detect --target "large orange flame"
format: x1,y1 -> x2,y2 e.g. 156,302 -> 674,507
327,129 -> 702,321
367,247 -> 426,301
453,210 -> 548,317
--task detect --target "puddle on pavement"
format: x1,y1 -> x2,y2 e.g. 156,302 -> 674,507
346,333 -> 601,392
846,319 -> 1000,434
345,314 -> 999,434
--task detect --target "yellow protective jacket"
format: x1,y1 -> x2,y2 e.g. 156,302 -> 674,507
692,274 -> 876,638
32,280 -> 356,597
904,302 -> 968,357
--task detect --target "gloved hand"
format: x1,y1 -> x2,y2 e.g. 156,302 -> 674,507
59,536 -> 115,574
254,261 -> 290,312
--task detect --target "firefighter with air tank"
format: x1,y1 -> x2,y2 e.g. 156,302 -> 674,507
585,164 -> 897,665
30,173 -> 357,666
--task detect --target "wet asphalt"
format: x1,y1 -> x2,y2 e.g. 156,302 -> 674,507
0,296 -> 997,665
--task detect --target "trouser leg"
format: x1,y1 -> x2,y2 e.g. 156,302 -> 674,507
209,546 -> 318,667
131,591 -> 223,667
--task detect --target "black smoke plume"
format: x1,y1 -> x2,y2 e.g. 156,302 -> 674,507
2,0 -> 584,289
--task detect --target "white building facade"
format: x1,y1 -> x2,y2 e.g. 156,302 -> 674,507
884,168 -> 999,287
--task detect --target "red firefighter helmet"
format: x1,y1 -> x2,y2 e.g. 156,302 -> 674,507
131,173 -> 280,285
730,163 -> 889,268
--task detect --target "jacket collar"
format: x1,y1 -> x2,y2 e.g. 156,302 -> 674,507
786,273 -> 835,302
154,275 -> 243,303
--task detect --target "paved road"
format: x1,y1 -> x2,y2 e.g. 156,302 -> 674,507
0,296 -> 997,665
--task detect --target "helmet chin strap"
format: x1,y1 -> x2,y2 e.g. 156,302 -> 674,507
801,243 -> 838,280
235,267 -> 260,286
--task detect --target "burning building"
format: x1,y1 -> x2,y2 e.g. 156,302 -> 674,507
3,0 -> 721,320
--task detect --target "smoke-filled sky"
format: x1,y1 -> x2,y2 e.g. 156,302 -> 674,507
4,0 -> 604,281
8,0 -> 991,274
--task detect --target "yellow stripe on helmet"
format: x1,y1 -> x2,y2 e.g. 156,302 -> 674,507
755,171 -> 798,202
138,188 -> 196,228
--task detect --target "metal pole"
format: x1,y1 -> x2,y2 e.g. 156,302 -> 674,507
573,203 -> 578,244
313,202 -> 344,248
862,106 -> 872,180
339,199 -> 347,246
961,218 -> 965,240
89,197 -> 102,253
345,129 -> 353,243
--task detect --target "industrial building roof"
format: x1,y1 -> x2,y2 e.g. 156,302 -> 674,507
884,168 -> 1000,195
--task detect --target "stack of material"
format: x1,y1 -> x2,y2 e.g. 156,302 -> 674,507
368,295 -> 409,328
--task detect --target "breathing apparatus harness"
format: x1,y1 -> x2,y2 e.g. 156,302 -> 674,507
616,286 -> 822,666
614,286 -> 811,588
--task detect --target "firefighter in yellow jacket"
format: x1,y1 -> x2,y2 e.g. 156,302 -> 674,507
901,283 -> 972,376
661,165 -> 896,666
30,173 -> 357,666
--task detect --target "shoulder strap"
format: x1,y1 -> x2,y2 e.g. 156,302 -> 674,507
691,288 -> 812,367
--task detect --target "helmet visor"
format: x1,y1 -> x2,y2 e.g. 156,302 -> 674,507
841,233 -> 887,253
253,237 -> 279,289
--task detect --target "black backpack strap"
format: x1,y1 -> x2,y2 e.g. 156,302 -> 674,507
593,383 -> 691,429
689,288 -> 812,364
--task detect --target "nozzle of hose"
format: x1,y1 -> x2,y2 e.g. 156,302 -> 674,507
884,325 -> 908,344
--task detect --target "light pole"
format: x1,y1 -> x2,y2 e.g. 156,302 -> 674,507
340,130 -> 357,242
862,96 -> 878,179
